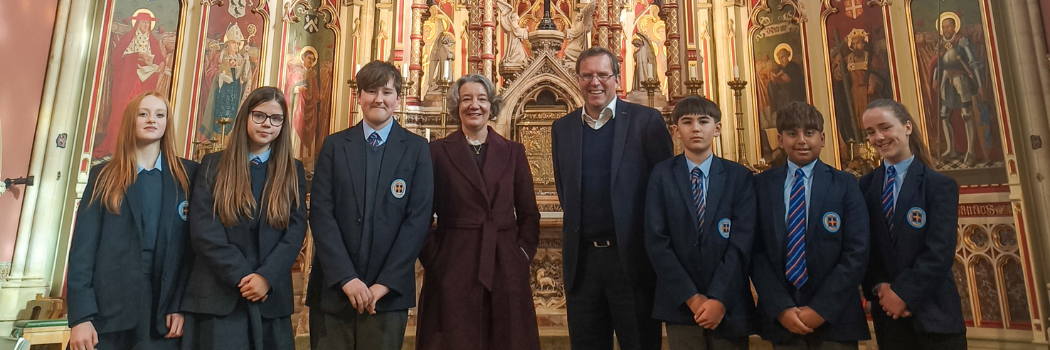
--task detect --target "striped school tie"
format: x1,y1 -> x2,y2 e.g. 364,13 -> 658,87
250,156 -> 261,165
882,165 -> 896,231
691,167 -> 706,231
367,131 -> 382,147
785,168 -> 809,289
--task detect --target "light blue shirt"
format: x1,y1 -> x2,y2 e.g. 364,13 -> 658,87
884,155 -> 914,209
784,160 -> 816,222
137,154 -> 163,173
363,120 -> 394,146
582,97 -> 618,130
685,153 -> 714,204
250,148 -> 272,163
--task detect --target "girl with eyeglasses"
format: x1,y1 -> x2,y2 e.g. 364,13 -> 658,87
181,87 -> 307,350
67,91 -> 196,350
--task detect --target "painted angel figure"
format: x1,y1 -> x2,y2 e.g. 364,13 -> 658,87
496,0 -> 529,67
564,1 -> 596,65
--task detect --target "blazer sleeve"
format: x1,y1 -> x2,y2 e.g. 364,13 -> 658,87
644,168 -> 699,305
705,171 -> 757,302
807,175 -> 870,324
374,143 -> 435,297
66,166 -> 105,327
189,157 -> 254,287
644,111 -> 674,168
750,177 -> 798,319
513,143 -> 541,260
255,161 -> 308,288
551,121 -> 565,208
309,138 -> 361,288
891,176 -> 959,309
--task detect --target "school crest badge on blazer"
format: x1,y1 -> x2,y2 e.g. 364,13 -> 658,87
908,207 -> 927,229
822,212 -> 841,233
391,179 -> 407,198
718,219 -> 731,239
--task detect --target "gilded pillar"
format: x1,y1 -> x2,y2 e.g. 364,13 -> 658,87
409,0 -> 426,101
608,0 -> 623,63
481,0 -> 495,79
594,0 -> 609,49
468,0 -> 483,74
662,0 -> 683,99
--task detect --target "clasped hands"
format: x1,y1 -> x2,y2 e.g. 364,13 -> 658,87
342,278 -> 390,314
876,283 -> 912,319
777,306 -> 824,334
686,294 -> 725,330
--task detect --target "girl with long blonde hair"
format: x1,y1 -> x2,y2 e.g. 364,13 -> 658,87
67,91 -> 197,350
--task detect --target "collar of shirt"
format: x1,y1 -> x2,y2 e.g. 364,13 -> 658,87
137,154 -> 164,173
582,97 -> 618,130
363,119 -> 394,146
884,155 -> 914,207
250,148 -> 272,163
784,159 -> 817,222
685,153 -> 714,199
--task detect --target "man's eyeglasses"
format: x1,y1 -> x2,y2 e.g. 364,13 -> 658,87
576,74 -> 617,82
250,111 -> 285,126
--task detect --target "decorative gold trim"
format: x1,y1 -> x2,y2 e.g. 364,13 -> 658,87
819,0 -> 842,169
202,0 -> 224,6
867,0 -> 890,7
748,0 -> 771,33
903,0 -> 932,149
284,0 -> 311,23
820,0 -> 837,20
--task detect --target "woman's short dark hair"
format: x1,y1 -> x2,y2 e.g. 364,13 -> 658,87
446,74 -> 503,121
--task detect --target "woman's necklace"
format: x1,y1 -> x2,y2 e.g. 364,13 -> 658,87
467,138 -> 483,154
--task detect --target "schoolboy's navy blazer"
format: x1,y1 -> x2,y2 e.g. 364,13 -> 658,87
306,120 -> 434,314
644,154 -> 757,337
751,160 -> 870,343
181,152 -> 308,319
67,159 -> 198,336
859,159 -> 965,335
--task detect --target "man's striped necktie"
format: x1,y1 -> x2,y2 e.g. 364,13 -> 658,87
785,168 -> 809,289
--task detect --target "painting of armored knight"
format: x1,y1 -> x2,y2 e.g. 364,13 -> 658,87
909,0 -> 1005,184
88,0 -> 182,162
824,0 -> 895,174
191,1 -> 265,143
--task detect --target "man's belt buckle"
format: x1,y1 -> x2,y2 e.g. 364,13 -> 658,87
593,240 -> 612,248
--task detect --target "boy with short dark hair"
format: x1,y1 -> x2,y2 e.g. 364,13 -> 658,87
307,61 -> 434,349
751,101 -> 870,349
645,95 -> 756,350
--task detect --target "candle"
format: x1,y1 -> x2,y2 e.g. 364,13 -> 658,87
689,64 -> 697,79
734,67 -> 740,79
355,64 -> 362,78
444,61 -> 453,80
425,128 -> 431,141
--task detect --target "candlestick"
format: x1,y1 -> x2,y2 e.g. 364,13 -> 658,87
734,67 -> 740,79
727,78 -> 756,173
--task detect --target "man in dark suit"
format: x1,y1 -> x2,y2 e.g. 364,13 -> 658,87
645,96 -> 756,349
552,46 -> 674,350
751,102 -> 869,349
306,61 -> 434,350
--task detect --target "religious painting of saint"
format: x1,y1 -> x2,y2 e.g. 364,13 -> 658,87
908,0 -> 1005,184
86,0 -> 182,161
750,0 -> 809,166
280,0 -> 338,171
189,1 -> 265,144
823,0 -> 895,174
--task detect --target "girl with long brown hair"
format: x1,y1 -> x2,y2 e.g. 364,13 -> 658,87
67,91 -> 197,350
181,87 -> 306,350
859,99 -> 966,349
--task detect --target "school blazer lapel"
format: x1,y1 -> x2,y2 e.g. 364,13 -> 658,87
342,123 -> 367,217
771,166 -> 789,264
125,177 -> 144,234
673,156 -> 701,235
564,110 -> 584,210
806,161 -> 832,257
375,121 -> 408,210
892,160 -> 926,233
867,165 -> 894,240
156,165 -> 178,260
701,158 -> 726,247
442,129 -> 489,205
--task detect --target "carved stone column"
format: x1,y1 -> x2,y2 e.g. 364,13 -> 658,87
481,0 -> 495,79
409,0 -> 426,101
594,0 -> 609,49
661,0 -> 683,100
468,0 -> 484,74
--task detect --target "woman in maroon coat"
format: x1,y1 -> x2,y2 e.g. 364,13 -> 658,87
416,74 -> 541,350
